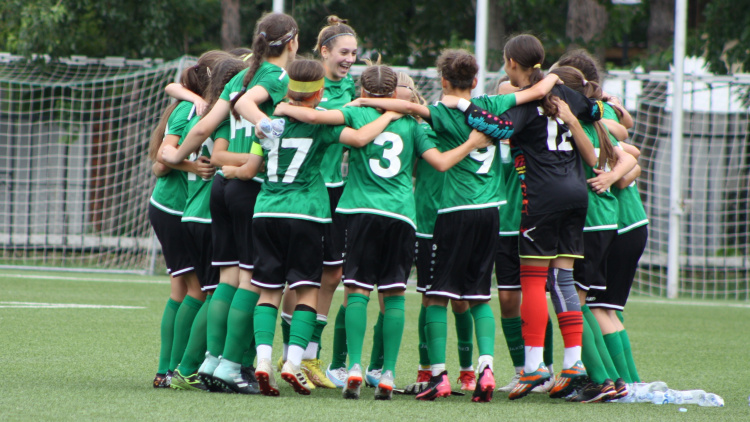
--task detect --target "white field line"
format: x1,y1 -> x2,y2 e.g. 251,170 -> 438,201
0,301 -> 144,309
4,273 -> 750,309
3,273 -> 168,284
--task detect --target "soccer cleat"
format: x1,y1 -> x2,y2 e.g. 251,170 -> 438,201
212,364 -> 261,395
281,361 -> 312,395
532,373 -> 556,393
471,367 -> 495,403
240,365 -> 259,391
170,369 -> 209,392
415,371 -> 452,401
277,357 -> 284,372
326,364 -> 348,388
197,353 -> 222,392
508,364 -> 551,400
416,369 -> 431,383
568,379 -> 616,403
302,359 -> 336,389
549,361 -> 587,398
496,372 -> 521,392
365,366 -> 382,387
374,370 -> 395,400
613,378 -> 628,400
153,372 -> 170,388
342,364 -> 363,400
458,370 -> 477,391
255,359 -> 280,396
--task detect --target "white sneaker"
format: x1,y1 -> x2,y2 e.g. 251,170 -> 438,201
255,359 -> 280,396
326,364 -> 347,388
496,372 -> 521,392
342,363 -> 363,400
281,360 -> 311,395
531,372 -> 556,393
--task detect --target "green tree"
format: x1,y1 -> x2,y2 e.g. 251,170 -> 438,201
698,0 -> 750,74
0,0 -> 223,59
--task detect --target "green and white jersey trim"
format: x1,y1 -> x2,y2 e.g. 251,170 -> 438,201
335,207 -> 416,230
583,223 -> 619,232
617,219 -> 649,234
416,232 -> 434,239
149,197 -> 183,216
437,200 -> 505,214
181,216 -> 212,224
253,212 -> 332,224
326,181 -> 345,188
499,230 -> 519,236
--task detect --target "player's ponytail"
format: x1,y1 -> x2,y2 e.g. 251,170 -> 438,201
504,34 -> 557,116
230,12 -> 298,120
550,66 -> 616,170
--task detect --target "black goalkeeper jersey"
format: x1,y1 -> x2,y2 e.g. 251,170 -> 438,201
462,85 -> 602,216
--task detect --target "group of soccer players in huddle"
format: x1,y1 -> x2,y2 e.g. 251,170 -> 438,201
148,11 -> 649,403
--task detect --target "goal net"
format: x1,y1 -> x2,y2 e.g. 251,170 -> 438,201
0,54 -> 190,273
604,70 -> 750,300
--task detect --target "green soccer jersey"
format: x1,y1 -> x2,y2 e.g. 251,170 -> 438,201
253,117 -> 344,222
603,102 -> 620,122
414,121 -> 444,238
337,107 -> 436,228
581,122 -> 619,231
181,118 -> 230,224
499,142 -> 522,236
602,103 -> 649,233
150,101 -> 195,215
218,63 -> 289,182
319,75 -> 357,187
427,94 -> 516,213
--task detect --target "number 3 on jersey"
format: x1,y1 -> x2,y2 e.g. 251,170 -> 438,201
369,132 -> 403,178
266,137 -> 313,183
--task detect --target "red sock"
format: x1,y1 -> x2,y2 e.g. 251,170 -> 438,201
520,265 -> 549,347
557,311 -> 583,348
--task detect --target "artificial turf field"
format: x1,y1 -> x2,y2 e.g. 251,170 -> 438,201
1,270 -> 747,421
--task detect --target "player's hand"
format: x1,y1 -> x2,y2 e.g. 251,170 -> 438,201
384,110 -> 404,121
273,102 -> 290,117
345,98 -> 365,107
439,95 -> 461,109
587,167 -> 616,194
222,165 -> 238,179
552,97 -> 576,125
194,98 -> 209,116
255,124 -> 266,139
467,129 -> 493,149
161,144 -> 181,165
194,156 -> 216,180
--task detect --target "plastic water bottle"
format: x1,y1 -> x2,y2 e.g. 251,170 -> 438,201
675,390 -> 706,405
663,389 -> 677,404
636,390 -> 654,403
698,393 -> 724,407
651,391 -> 667,405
